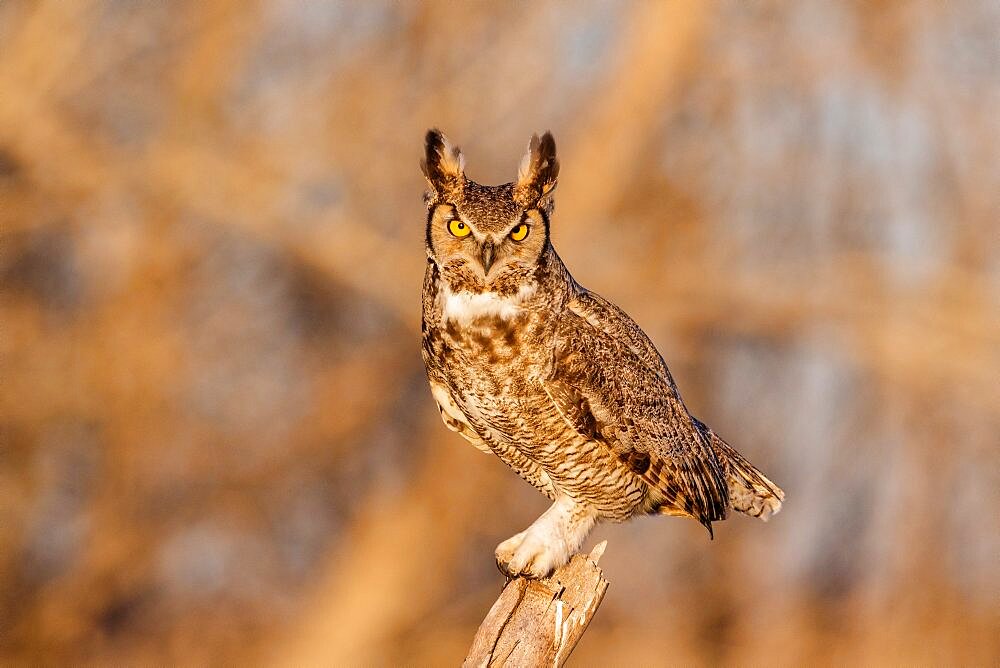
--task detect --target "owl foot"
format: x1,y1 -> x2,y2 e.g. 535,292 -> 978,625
494,497 -> 598,579
494,530 -> 529,574
495,528 -> 568,578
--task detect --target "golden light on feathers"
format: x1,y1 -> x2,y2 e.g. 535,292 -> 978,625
421,130 -> 784,579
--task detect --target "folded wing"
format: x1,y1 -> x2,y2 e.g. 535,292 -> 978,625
544,291 -> 730,533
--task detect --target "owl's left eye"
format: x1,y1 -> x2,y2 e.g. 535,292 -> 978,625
509,223 -> 529,242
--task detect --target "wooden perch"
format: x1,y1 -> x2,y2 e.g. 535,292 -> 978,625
464,542 -> 610,667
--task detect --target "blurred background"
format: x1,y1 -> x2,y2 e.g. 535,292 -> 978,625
1,1 -> 998,665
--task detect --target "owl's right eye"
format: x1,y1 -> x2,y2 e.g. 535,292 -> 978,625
448,219 -> 472,238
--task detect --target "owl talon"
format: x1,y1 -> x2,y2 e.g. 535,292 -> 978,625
495,528 -> 565,579
495,530 -> 528,577
494,497 -> 598,578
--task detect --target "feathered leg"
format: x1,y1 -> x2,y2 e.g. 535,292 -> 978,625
495,496 -> 598,578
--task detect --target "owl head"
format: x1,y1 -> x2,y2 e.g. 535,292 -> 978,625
422,129 -> 559,294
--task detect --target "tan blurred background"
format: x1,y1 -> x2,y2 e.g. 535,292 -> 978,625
1,1 -> 998,665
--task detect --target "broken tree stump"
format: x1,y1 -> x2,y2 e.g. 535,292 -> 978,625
464,542 -> 610,667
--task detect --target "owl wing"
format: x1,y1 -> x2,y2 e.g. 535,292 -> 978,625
543,290 -> 729,532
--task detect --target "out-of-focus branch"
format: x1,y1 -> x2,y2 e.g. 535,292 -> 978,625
559,1 -> 711,233
464,542 -> 609,668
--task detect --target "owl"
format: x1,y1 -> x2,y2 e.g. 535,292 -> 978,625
420,129 -> 784,578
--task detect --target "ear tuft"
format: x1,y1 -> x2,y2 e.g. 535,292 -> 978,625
514,131 -> 559,207
422,128 -> 465,203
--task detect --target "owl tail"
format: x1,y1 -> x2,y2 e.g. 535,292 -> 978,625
708,430 -> 784,521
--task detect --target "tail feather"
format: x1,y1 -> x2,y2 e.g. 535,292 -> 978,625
708,430 -> 784,521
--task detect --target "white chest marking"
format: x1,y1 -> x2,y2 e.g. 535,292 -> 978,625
440,283 -> 536,325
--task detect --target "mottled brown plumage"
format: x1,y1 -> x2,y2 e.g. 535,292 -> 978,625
420,129 -> 784,577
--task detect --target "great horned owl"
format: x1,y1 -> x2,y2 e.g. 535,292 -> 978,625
420,129 -> 784,578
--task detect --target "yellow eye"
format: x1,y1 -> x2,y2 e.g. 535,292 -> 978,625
448,219 -> 471,238
510,223 -> 529,242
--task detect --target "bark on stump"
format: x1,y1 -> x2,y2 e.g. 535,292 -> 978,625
464,541 -> 610,667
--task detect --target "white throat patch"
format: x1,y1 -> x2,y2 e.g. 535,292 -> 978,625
440,283 -> 537,325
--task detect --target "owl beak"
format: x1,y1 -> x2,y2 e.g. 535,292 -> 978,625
479,239 -> 496,275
